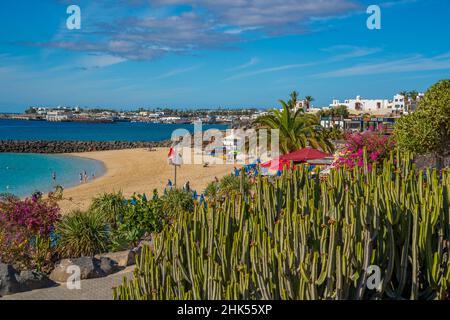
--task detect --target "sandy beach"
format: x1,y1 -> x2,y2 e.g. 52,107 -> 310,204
58,148 -> 234,214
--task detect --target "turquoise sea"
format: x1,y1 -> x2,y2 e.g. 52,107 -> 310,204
0,119 -> 228,198
0,153 -> 105,198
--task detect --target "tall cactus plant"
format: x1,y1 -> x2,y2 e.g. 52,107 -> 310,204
114,151 -> 450,300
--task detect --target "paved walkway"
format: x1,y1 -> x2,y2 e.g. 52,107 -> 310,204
1,267 -> 134,300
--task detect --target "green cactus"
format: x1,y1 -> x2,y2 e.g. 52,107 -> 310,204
114,150 -> 450,300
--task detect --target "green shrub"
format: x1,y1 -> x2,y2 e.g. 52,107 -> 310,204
204,175 -> 252,201
90,191 -> 126,227
56,210 -> 109,258
204,181 -> 220,200
110,192 -> 165,250
161,189 -> 194,216
219,174 -> 251,195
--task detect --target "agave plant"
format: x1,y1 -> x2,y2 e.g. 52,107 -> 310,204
56,210 -> 109,258
89,191 -> 126,227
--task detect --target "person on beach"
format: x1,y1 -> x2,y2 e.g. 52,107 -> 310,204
79,173 -> 83,184
183,181 -> 191,193
84,171 -> 88,183
52,172 -> 56,183
167,179 -> 173,189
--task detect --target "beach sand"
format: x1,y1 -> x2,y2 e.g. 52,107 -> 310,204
58,148 -> 234,214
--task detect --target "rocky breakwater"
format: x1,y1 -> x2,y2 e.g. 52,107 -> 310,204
0,140 -> 172,153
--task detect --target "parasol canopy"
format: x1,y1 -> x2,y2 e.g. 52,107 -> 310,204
260,148 -> 330,175
280,147 -> 331,162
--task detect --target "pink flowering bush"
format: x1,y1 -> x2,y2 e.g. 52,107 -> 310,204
0,192 -> 61,271
334,130 -> 395,170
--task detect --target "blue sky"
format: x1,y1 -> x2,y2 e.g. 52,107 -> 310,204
0,0 -> 449,111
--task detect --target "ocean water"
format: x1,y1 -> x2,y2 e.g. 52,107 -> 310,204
0,119 -> 229,141
0,120 -> 229,197
0,120 -> 229,198
0,153 -> 105,198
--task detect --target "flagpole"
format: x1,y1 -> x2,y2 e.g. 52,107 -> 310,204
174,164 -> 177,188
168,144 -> 181,189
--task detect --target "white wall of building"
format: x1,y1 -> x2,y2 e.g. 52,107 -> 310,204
330,95 -> 392,114
46,111 -> 73,122
330,93 -> 424,115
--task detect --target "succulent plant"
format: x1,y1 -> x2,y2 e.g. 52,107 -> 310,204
114,150 -> 450,300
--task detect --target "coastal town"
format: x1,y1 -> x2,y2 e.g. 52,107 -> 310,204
0,91 -> 424,133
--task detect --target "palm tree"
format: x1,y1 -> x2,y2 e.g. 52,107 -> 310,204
279,91 -> 300,111
254,94 -> 334,154
409,90 -> 419,111
304,96 -> 314,111
400,91 -> 410,113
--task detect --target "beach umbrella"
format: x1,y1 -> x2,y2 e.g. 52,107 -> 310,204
261,158 -> 291,170
280,147 -> 331,162
261,158 -> 291,175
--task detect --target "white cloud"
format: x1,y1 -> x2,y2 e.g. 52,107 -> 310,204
225,45 -> 382,80
228,57 -> 260,71
314,52 -> 450,78
154,65 -> 200,79
225,63 -> 314,80
77,54 -> 127,70
29,0 -> 360,60
322,45 -> 382,60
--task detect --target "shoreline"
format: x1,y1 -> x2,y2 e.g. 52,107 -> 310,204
0,140 -> 172,153
57,148 -> 234,214
0,153 -> 106,199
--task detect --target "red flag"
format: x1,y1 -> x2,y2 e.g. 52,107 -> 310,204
168,146 -> 182,166
168,147 -> 174,159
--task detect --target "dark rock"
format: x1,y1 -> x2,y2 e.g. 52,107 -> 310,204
0,140 -> 172,154
97,257 -> 119,275
50,257 -> 101,282
49,257 -> 120,283
18,270 -> 56,291
95,250 -> 136,267
0,264 -> 22,296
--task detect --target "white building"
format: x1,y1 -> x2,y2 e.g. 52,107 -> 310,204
330,93 -> 424,115
295,100 -> 309,112
330,95 -> 392,114
392,94 -> 405,111
160,116 -> 181,123
46,110 -> 73,122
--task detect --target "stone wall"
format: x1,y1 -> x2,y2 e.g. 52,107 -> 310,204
0,140 -> 172,154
